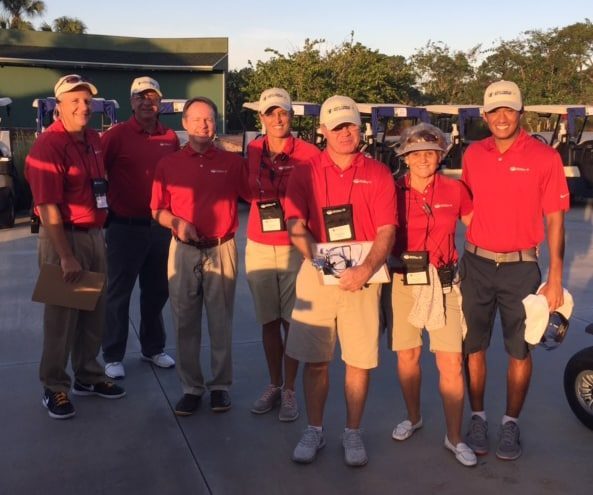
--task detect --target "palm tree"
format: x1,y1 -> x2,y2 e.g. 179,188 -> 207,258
52,16 -> 87,34
0,0 -> 45,30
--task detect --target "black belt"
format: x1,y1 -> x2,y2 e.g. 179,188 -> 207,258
465,242 -> 537,263
109,214 -> 152,227
177,232 -> 234,250
62,222 -> 91,232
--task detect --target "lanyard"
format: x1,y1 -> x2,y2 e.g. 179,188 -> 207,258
323,163 -> 357,208
64,132 -> 101,179
256,142 -> 290,201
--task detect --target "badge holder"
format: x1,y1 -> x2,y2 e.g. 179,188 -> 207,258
322,204 -> 354,242
91,178 -> 109,210
257,199 -> 285,232
401,251 -> 430,285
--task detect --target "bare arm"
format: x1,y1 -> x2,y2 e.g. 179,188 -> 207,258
461,211 -> 473,227
152,209 -> 199,242
338,224 -> 395,292
287,218 -> 315,260
538,210 -> 565,311
37,204 -> 81,283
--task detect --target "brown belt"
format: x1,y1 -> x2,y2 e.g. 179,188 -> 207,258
465,242 -> 537,263
177,232 -> 234,250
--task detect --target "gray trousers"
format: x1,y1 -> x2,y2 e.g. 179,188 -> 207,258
38,228 -> 107,392
168,237 -> 237,396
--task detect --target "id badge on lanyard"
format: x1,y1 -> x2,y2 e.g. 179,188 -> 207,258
401,250 -> 430,285
257,199 -> 286,232
91,178 -> 109,210
322,203 -> 355,242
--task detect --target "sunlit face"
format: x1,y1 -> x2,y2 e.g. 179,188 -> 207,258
483,107 -> 521,142
182,101 -> 216,146
260,106 -> 292,139
405,150 -> 440,181
56,88 -> 92,132
322,122 -> 361,156
131,90 -> 160,120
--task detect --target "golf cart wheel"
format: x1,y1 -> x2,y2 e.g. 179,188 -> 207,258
0,187 -> 14,229
564,346 -> 593,430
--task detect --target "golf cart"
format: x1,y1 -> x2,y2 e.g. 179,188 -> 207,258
0,97 -> 15,228
524,105 -> 593,197
33,97 -> 119,134
356,103 -> 430,177
424,104 -> 490,179
159,98 -> 187,146
241,101 -> 321,156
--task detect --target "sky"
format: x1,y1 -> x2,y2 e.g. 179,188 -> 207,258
39,0 -> 591,69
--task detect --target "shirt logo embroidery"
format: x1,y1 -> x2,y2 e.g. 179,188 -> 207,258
433,203 -> 453,209
509,166 -> 530,172
352,179 -> 371,184
159,143 -> 173,147
210,169 -> 227,174
560,193 -> 569,199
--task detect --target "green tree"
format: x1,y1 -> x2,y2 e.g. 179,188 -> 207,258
50,16 -> 87,33
0,0 -> 45,29
226,67 -> 255,132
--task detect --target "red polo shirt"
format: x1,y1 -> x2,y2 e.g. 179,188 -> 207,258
462,129 -> 569,252
393,173 -> 472,267
151,144 -> 246,238
25,119 -> 107,228
246,135 -> 320,245
102,116 -> 179,218
285,150 -> 397,242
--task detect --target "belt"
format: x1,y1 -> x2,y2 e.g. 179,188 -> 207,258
465,242 -> 537,263
62,222 -> 91,232
178,232 -> 234,250
109,214 -> 152,227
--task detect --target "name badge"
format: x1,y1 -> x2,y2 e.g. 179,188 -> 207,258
91,178 -> 109,210
257,199 -> 285,232
322,204 -> 354,242
401,250 -> 430,285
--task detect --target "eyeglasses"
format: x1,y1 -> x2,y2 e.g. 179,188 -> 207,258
56,75 -> 92,90
133,93 -> 161,103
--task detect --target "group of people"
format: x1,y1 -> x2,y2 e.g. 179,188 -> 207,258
25,74 -> 569,469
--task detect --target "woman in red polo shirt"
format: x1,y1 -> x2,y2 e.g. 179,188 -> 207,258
382,123 -> 476,466
245,88 -> 320,422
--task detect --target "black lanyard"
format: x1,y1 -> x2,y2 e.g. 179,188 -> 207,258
64,132 -> 101,179
257,142 -> 289,201
323,163 -> 357,208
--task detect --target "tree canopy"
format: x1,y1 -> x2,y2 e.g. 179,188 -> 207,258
0,0 -> 86,32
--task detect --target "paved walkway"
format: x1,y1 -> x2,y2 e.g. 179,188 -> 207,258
0,203 -> 592,495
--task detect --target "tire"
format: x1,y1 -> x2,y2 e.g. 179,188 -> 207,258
0,187 -> 14,229
564,346 -> 593,430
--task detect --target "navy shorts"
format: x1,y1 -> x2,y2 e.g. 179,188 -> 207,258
460,251 -> 541,359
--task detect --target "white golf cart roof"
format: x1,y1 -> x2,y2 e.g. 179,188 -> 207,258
242,101 -> 320,116
423,104 -> 482,115
356,103 -> 417,117
0,98 -> 12,107
523,105 -> 584,115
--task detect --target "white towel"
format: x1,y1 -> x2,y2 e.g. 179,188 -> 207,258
408,264 -> 446,331
523,285 -> 574,345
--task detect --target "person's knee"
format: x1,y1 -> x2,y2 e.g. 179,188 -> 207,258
397,347 -> 422,367
435,352 -> 463,377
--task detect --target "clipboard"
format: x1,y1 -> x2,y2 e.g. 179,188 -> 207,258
314,241 -> 391,285
32,263 -> 106,311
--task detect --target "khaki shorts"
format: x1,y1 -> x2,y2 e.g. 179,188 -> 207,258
383,274 -> 463,353
245,240 -> 302,325
286,260 -> 381,369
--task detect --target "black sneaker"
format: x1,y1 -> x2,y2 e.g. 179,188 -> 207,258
210,390 -> 231,412
72,380 -> 126,399
174,394 -> 202,416
42,388 -> 76,420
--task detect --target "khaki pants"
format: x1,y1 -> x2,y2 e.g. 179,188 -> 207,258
168,237 -> 237,396
38,228 -> 107,393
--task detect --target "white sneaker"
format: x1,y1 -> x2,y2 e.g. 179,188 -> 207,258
342,429 -> 368,467
105,362 -> 125,379
392,418 -> 423,441
141,352 -> 175,368
292,427 -> 325,464
444,436 -> 478,467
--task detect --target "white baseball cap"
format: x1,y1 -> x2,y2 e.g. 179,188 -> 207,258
483,80 -> 522,113
320,95 -> 361,130
54,74 -> 97,98
258,88 -> 292,114
130,76 -> 162,97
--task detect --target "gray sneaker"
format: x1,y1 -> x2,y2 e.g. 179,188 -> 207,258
292,427 -> 326,464
465,415 -> 489,455
342,429 -> 368,467
279,389 -> 299,422
250,385 -> 281,414
496,421 -> 522,460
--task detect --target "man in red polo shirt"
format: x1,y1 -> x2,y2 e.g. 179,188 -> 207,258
284,95 -> 396,467
151,97 -> 245,416
25,74 -> 125,420
101,77 -> 179,380
461,80 -> 569,460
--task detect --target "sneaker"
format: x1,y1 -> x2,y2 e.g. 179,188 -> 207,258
292,426 -> 326,464
465,415 -> 489,455
42,389 -> 76,420
496,421 -> 522,460
72,380 -> 126,399
343,429 -> 368,467
105,361 -> 125,380
392,418 -> 423,441
250,384 -> 281,414
444,436 -> 478,467
279,389 -> 299,422
141,352 -> 175,368
175,394 -> 202,416
210,390 -> 231,412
